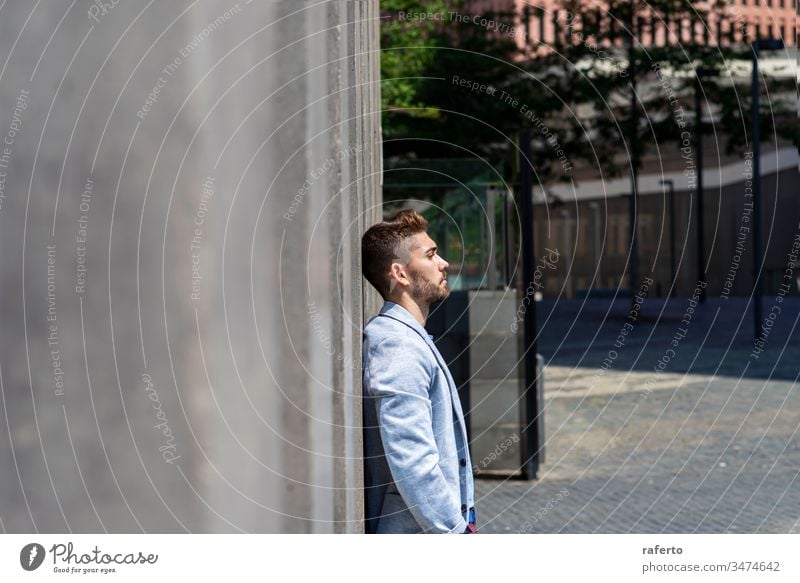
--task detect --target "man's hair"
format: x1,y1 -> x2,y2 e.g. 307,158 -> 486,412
361,209 -> 428,299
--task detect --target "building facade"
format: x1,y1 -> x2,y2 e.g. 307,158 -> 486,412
464,0 -> 796,53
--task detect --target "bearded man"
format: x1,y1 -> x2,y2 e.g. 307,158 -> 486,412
361,209 -> 476,534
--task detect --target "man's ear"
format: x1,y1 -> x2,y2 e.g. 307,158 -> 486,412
387,261 -> 409,295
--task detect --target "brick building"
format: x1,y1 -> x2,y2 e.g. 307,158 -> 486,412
463,0 -> 796,53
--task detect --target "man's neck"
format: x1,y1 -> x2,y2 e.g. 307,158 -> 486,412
389,295 -> 428,327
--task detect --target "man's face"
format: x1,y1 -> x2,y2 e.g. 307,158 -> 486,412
403,231 -> 450,304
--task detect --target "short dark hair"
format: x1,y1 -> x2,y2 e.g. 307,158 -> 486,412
361,209 -> 428,298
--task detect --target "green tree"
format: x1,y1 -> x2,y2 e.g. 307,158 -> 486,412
381,0 -> 532,166
380,0 -> 797,184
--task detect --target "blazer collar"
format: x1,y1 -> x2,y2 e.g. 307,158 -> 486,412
379,301 -> 431,339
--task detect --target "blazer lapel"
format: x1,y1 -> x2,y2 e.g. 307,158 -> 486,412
378,303 -> 470,446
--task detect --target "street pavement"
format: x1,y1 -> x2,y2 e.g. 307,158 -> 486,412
475,297 -> 800,533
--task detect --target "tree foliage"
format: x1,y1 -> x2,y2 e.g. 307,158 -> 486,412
380,0 -> 797,184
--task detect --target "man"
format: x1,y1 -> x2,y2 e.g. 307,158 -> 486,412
361,209 -> 475,534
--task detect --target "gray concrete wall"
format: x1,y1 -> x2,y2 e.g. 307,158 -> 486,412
0,0 -> 380,533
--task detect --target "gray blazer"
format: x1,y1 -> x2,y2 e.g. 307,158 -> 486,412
363,302 -> 475,533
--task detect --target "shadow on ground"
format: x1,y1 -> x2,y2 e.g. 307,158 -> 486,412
537,297 -> 799,381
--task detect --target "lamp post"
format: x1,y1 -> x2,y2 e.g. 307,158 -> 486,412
589,202 -> 601,289
560,210 -> 573,298
751,38 -> 784,342
485,185 -> 498,290
626,10 -> 640,313
518,129 -> 540,480
659,179 -> 677,297
502,186 -> 513,288
694,67 -> 719,303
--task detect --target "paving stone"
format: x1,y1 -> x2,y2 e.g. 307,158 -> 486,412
474,298 -> 800,533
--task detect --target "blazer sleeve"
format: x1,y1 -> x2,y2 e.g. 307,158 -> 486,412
365,333 -> 468,534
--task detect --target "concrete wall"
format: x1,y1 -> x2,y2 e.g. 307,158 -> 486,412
0,0 -> 380,533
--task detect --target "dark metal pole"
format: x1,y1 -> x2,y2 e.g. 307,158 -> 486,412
590,202 -> 602,287
518,129 -> 539,480
660,179 -> 676,297
502,187 -> 512,287
486,186 -> 498,290
694,73 -> 707,302
627,10 -> 640,310
751,43 -> 763,341
748,38 -> 783,340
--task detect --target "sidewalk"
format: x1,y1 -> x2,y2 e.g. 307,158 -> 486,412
475,297 -> 800,533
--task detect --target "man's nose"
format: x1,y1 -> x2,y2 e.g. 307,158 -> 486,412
439,256 -> 449,270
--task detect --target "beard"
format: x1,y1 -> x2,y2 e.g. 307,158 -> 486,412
409,268 -> 449,305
